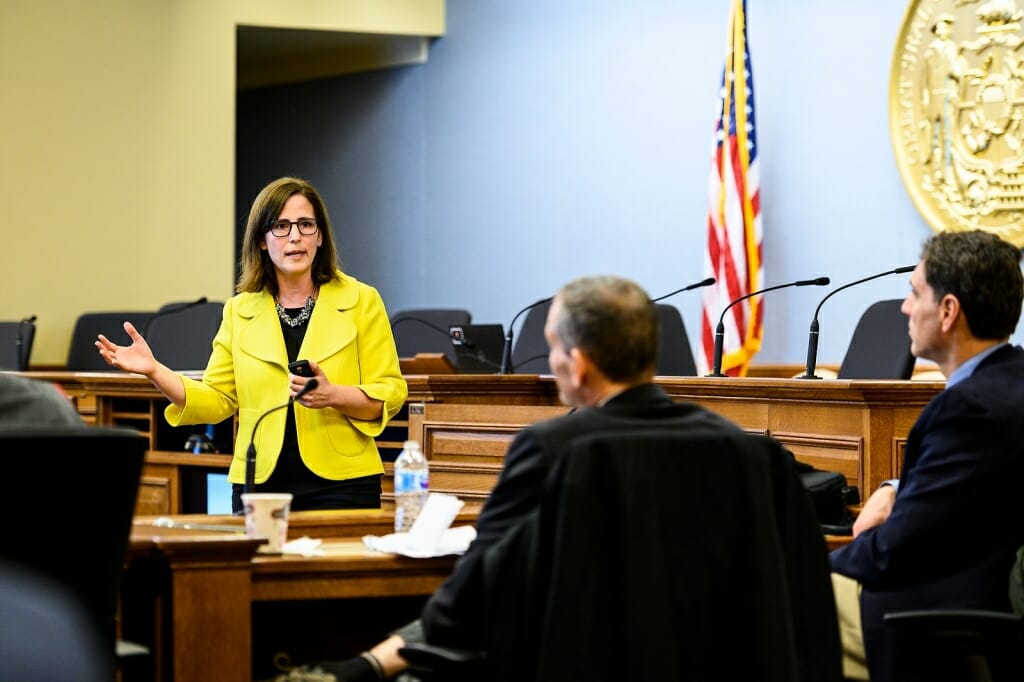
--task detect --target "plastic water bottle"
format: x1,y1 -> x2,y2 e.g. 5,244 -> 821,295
394,440 -> 429,532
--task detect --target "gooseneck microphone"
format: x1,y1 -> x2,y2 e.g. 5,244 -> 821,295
798,265 -> 915,380
651,277 -> 716,303
708,277 -> 830,377
142,296 -> 208,337
15,315 -> 36,371
244,378 -> 319,495
499,296 -> 553,375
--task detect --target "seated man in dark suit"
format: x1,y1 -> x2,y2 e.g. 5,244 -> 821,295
830,229 -> 1024,682
289,274 -> 839,681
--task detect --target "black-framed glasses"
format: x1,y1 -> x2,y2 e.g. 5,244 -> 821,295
268,218 -> 319,237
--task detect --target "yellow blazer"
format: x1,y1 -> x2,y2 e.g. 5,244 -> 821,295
165,271 -> 408,484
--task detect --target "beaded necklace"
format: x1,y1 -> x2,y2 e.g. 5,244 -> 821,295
276,295 -> 315,328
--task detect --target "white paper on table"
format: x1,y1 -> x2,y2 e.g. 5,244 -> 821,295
363,492 -> 475,558
363,525 -> 477,558
407,492 -> 465,550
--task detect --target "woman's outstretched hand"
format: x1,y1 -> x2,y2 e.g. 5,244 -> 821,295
96,321 -> 158,376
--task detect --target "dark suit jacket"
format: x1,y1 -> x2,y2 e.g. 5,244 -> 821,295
830,344 -> 1024,682
421,384 -> 841,680
421,384 -> 718,643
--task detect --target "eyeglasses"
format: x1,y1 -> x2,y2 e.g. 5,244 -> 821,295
268,218 -> 319,237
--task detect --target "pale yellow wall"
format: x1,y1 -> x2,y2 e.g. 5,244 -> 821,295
0,0 -> 443,367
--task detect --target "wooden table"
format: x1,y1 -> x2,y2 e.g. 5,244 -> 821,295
123,510 -> 468,681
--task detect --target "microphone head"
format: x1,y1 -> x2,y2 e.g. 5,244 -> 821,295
893,265 -> 916,274
812,277 -> 830,286
294,378 -> 319,401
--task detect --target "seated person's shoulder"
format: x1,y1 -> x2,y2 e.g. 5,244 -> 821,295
0,374 -> 83,427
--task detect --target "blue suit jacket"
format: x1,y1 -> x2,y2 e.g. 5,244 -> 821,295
830,344 -> 1024,682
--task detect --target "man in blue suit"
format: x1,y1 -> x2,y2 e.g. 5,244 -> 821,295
830,229 -> 1024,682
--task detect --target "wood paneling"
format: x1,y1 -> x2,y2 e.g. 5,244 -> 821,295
23,371 -> 944,511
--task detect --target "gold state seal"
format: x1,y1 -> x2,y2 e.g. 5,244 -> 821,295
892,0 -> 1024,245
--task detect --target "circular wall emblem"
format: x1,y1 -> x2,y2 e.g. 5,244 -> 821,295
891,0 -> 1024,246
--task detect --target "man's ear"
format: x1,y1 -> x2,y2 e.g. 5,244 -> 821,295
568,346 -> 589,388
939,293 -> 962,333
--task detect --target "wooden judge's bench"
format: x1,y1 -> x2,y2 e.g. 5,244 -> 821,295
23,363 -> 944,514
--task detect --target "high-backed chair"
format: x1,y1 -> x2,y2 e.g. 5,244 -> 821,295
401,429 -> 842,681
654,303 -> 698,376
508,301 -> 699,377
66,311 -> 155,371
390,308 -> 472,365
145,301 -> 224,371
882,609 -> 1024,682
510,298 -> 552,374
0,318 -> 36,370
837,299 -> 915,380
0,426 -> 148,675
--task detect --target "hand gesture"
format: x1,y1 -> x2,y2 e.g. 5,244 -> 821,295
95,321 -> 158,376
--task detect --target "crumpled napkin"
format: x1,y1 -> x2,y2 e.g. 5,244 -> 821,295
363,525 -> 477,558
281,536 -> 323,556
364,492 -> 476,558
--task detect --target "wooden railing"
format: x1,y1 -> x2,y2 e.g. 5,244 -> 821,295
21,371 -> 944,514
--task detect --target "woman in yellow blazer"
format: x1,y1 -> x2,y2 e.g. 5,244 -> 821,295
96,177 -> 408,512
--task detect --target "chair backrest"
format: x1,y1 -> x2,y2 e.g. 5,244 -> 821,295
66,311 -> 155,371
0,426 -> 147,670
478,428 -> 842,681
884,609 -> 1024,682
145,301 -> 224,371
509,301 -> 698,377
837,299 -> 915,380
390,308 -> 473,364
654,303 -> 698,376
510,298 -> 552,374
0,319 -> 35,370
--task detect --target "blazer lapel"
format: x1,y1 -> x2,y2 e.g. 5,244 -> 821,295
298,276 -> 359,364
237,291 -> 288,368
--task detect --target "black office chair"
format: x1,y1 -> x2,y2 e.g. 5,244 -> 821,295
401,429 -> 842,681
654,303 -> 698,376
0,426 -> 148,677
390,308 -> 472,365
66,311 -> 155,371
837,299 -> 915,379
883,609 -> 1024,682
510,298 -> 552,374
145,301 -> 224,371
0,318 -> 36,370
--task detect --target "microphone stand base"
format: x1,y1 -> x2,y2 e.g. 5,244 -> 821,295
796,374 -> 824,380
704,372 -> 729,378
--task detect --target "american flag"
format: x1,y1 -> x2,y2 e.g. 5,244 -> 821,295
700,0 -> 763,376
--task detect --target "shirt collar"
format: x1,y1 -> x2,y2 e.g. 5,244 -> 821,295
946,342 -> 1007,388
